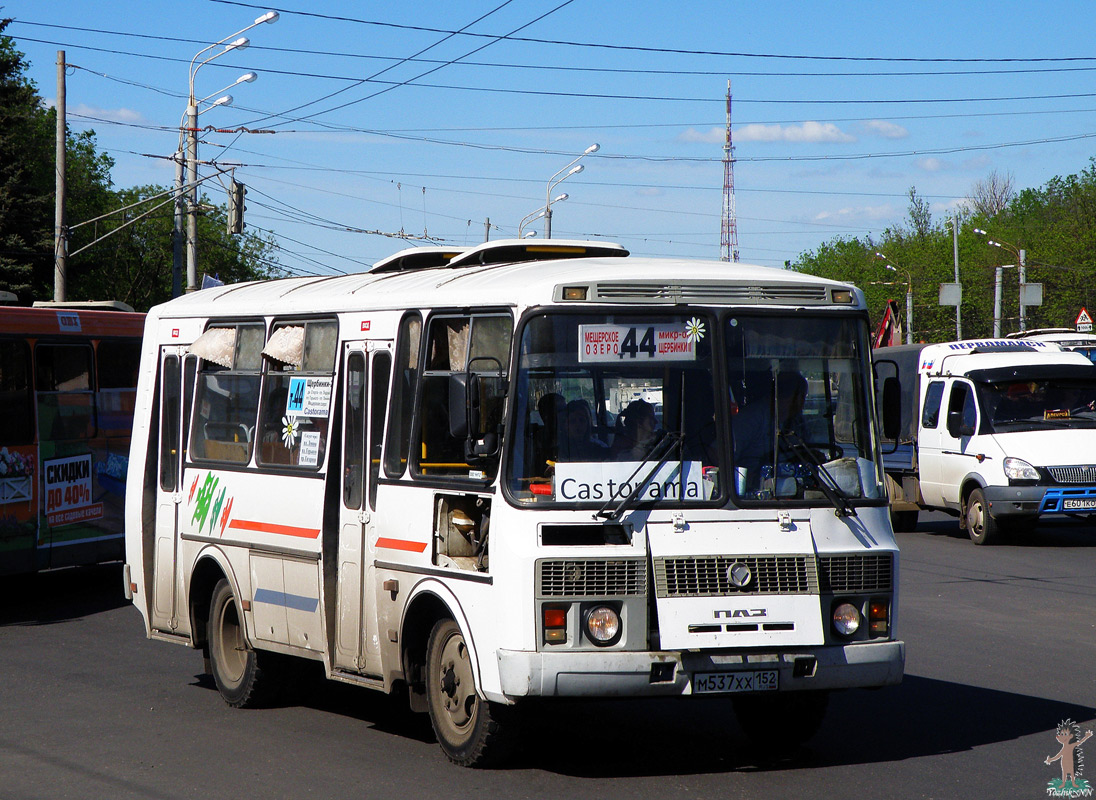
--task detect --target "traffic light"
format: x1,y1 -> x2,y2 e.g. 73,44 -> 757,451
227,180 -> 246,235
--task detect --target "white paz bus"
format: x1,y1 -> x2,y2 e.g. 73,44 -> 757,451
124,240 -> 904,766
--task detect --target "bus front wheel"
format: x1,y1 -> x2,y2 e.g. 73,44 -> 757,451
208,578 -> 274,708
425,618 -> 512,767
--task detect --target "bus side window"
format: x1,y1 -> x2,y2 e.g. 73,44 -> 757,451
258,320 -> 338,470
0,339 -> 34,445
189,323 -> 263,464
97,339 -> 141,437
159,355 -> 181,492
369,352 -> 391,510
413,313 -> 511,479
384,313 -> 421,478
35,343 -> 95,440
343,352 -> 366,509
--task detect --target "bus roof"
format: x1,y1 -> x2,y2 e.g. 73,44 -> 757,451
147,244 -> 863,320
0,305 -> 145,337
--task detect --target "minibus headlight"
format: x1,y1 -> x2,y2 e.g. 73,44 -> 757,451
832,602 -> 861,636
1003,457 -> 1039,481
583,605 -> 621,646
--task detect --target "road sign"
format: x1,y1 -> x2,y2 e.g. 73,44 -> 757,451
1076,307 -> 1093,332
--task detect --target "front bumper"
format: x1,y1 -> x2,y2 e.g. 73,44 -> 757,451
496,639 -> 904,699
982,484 -> 1096,517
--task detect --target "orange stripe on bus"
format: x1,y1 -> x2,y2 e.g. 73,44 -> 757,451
227,519 -> 320,539
375,537 -> 428,553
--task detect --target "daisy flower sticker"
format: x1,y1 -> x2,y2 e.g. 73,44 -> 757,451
684,316 -> 706,343
281,415 -> 300,446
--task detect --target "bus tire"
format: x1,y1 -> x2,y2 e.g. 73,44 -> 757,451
425,618 -> 512,767
208,578 -> 274,708
733,690 -> 829,747
964,488 -> 999,545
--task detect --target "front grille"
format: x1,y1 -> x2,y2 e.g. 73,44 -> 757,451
592,282 -> 830,306
1049,465 -> 1096,484
818,553 -> 893,593
537,558 -> 647,598
653,555 -> 817,597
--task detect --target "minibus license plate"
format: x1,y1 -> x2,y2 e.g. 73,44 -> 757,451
693,670 -> 778,694
1063,499 -> 1096,510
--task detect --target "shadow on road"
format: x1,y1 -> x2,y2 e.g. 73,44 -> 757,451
210,667 -> 1093,776
916,515 -> 1096,548
0,562 -> 127,626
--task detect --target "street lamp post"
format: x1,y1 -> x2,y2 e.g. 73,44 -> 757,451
544,143 -> 598,238
875,252 -> 913,344
184,12 -> 277,293
174,87 -> 243,297
974,228 -> 1027,333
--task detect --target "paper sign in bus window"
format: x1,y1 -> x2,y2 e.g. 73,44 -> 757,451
286,376 -> 333,417
578,324 -> 696,363
299,431 -> 321,467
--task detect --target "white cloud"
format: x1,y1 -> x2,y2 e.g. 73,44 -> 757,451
678,127 -> 724,144
69,103 -> 145,124
813,204 -> 895,223
862,119 -> 909,139
916,157 -> 950,172
736,121 -> 856,144
677,121 -> 855,145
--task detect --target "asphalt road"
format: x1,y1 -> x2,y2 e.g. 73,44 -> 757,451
0,511 -> 1092,800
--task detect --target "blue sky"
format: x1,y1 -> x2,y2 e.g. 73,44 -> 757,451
5,1 -> 1096,277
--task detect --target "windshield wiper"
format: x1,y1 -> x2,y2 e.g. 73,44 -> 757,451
594,432 -> 684,522
777,430 -> 856,518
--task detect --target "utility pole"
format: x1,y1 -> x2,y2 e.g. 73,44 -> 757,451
951,213 -> 961,339
993,266 -> 1003,338
1018,248 -> 1027,332
483,218 -> 490,242
54,51 -> 67,302
172,144 -> 185,297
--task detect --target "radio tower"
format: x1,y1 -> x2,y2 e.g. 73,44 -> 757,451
720,80 -> 740,262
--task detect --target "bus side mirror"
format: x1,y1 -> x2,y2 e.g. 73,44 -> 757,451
881,376 -> 901,440
463,357 -> 506,461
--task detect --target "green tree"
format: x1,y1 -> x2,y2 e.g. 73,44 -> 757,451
0,20 -> 53,297
0,25 -> 283,310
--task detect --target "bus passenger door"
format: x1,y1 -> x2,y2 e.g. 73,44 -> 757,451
333,343 -> 390,675
151,348 -> 187,632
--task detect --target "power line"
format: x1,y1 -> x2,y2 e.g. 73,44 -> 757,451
206,2 -> 1096,64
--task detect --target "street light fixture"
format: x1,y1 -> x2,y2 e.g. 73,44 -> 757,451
519,193 -> 567,237
974,228 -> 1030,333
544,143 -> 598,238
184,12 -> 278,293
875,252 -> 914,344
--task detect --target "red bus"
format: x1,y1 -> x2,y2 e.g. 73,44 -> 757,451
0,303 -> 144,575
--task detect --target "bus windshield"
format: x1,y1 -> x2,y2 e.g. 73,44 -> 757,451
725,314 -> 884,505
505,311 -> 884,508
506,312 -> 722,507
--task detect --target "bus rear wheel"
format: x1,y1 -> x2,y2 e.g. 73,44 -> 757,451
208,578 -> 274,708
425,619 -> 512,767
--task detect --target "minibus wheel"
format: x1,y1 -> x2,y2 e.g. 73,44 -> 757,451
964,488 -> 999,545
208,578 -> 273,707
425,618 -> 512,767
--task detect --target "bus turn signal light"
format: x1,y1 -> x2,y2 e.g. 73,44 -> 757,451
869,600 -> 888,636
543,606 -> 568,643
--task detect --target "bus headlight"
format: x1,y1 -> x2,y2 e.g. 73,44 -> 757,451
832,602 -> 861,636
583,604 -> 622,646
